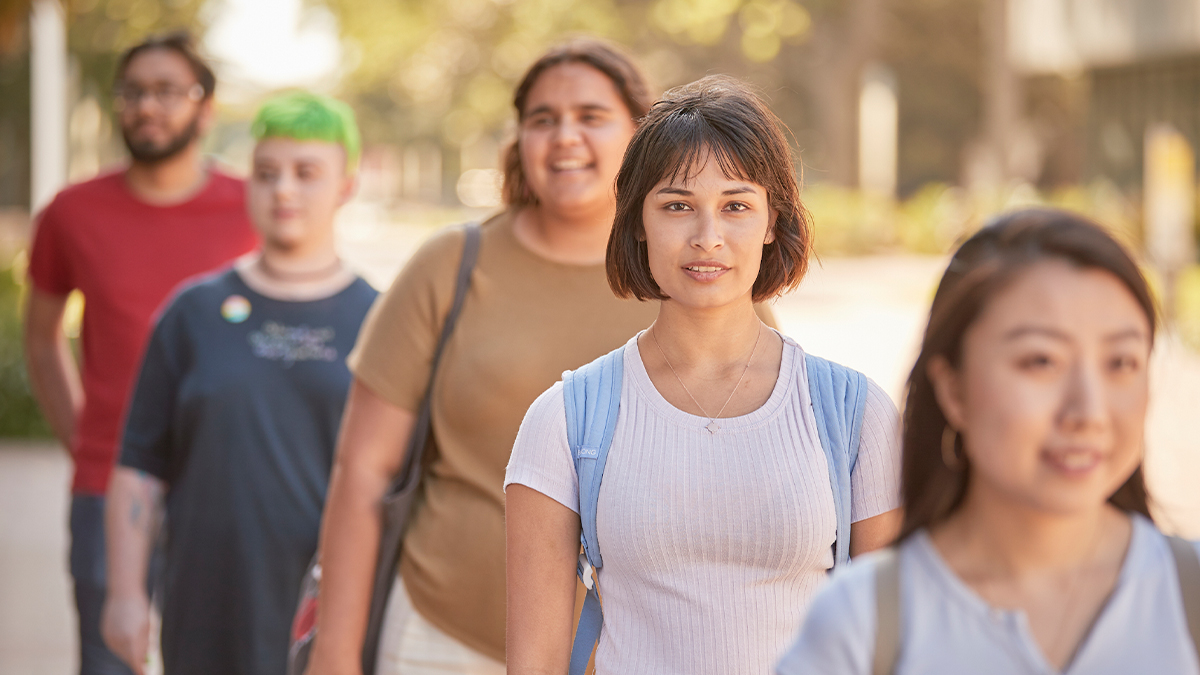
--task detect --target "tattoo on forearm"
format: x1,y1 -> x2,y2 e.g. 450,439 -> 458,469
128,470 -> 165,534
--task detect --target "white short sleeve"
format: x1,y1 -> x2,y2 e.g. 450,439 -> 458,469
850,378 -> 901,522
504,381 -> 580,514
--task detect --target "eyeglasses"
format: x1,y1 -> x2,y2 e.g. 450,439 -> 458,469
113,83 -> 205,111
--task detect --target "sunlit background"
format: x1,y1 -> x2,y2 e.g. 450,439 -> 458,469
2,0 -> 1198,229
3,0 -> 1200,671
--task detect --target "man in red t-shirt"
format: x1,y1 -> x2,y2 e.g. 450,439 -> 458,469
23,32 -> 257,675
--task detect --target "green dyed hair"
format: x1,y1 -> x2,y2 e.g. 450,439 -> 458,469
251,91 -> 362,173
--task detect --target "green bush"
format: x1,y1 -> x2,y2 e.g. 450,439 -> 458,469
803,184 -> 897,255
0,262 -> 52,437
803,179 -> 1144,257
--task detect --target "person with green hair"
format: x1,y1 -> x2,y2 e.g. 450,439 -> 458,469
251,89 -> 362,172
101,90 -> 378,675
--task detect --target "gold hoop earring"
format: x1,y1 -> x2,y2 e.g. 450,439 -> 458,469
941,425 -> 962,470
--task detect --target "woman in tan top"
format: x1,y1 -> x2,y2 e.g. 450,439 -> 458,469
303,39 -> 665,675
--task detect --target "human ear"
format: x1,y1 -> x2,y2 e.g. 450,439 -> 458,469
196,97 -> 216,135
764,207 -> 778,245
339,172 -> 358,206
927,355 -> 966,431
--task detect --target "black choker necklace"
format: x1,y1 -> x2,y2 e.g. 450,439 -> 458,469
256,256 -> 344,283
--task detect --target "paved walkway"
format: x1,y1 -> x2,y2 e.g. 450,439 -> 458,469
0,441 -> 74,675
3,233 -> 1198,672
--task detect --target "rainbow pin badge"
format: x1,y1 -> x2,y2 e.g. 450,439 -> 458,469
221,295 -> 251,324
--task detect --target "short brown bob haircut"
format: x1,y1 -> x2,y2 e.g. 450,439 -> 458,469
115,31 -> 216,100
898,208 -> 1158,543
606,76 -> 812,303
502,38 -> 653,207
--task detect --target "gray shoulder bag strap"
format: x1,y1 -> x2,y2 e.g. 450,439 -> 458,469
360,222 -> 481,675
1167,535 -> 1200,663
872,549 -> 901,675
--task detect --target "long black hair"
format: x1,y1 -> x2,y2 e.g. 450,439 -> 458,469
898,208 -> 1157,542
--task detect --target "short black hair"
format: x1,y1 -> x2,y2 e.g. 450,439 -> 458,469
114,30 -> 216,100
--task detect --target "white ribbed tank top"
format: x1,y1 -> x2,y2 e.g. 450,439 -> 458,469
506,333 -> 900,675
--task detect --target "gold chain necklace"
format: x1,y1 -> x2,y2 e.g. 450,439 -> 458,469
649,325 -> 762,435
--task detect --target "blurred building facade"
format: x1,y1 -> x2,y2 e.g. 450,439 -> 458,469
1012,0 -> 1200,191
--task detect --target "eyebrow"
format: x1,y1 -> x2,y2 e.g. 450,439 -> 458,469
1003,325 -> 1149,343
524,103 -> 613,118
655,186 -> 758,196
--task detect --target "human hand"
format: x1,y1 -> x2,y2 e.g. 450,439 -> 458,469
100,592 -> 151,675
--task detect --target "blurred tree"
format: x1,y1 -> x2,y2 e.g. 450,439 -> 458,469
315,0 -> 637,201
0,15 -> 31,209
880,0 -> 985,194
785,0 -> 886,185
0,2 -> 31,56
1,4 -> 33,209
65,0 -> 209,96
318,0 -> 990,197
0,0 -> 209,209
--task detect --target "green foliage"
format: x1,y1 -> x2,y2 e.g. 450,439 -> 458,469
317,0 -> 846,148
0,0 -> 211,209
651,0 -> 811,59
804,184 -> 897,255
0,263 -> 51,438
805,179 -> 1146,257
66,0 -> 210,100
318,0 -> 635,146
0,50 -> 30,209
315,0 -> 988,198
804,182 -> 978,256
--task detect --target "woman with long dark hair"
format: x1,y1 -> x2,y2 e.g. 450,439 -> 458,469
777,209 -> 1200,674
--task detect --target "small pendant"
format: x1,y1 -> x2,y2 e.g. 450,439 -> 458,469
705,421 -> 720,434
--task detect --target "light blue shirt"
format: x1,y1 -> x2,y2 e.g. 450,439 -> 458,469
776,514 -> 1200,675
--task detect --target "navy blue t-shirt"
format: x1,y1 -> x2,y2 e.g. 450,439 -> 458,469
120,268 -> 378,675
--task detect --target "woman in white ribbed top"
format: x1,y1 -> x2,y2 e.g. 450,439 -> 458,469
504,76 -> 902,675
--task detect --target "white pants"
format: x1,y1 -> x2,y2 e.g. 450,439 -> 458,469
375,577 -> 507,675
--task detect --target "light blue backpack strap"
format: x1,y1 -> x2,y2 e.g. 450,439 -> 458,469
805,353 -> 868,567
562,345 -> 624,675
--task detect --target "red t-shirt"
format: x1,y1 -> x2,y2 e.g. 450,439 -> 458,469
27,167 -> 259,494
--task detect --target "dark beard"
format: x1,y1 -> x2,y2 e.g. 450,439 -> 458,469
122,113 -> 201,164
